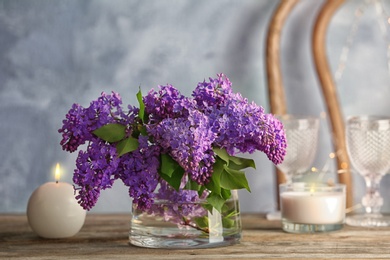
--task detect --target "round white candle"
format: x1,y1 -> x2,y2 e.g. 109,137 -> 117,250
281,191 -> 345,225
27,164 -> 86,238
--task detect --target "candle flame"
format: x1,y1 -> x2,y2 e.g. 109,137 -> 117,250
55,163 -> 61,183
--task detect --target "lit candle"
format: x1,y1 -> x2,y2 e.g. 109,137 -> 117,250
280,183 -> 345,232
27,163 -> 86,238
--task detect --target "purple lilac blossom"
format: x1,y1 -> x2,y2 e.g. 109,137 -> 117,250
143,84 -> 186,122
192,73 -> 232,110
147,107 -> 216,185
145,86 -> 217,185
144,86 -> 220,185
73,138 -> 120,210
117,136 -> 161,211
260,114 -> 287,165
192,74 -> 287,164
59,74 -> 287,213
146,181 -> 207,224
209,93 -> 287,164
59,91 -> 124,152
60,91 -> 141,210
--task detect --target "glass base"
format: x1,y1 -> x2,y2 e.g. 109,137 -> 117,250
130,230 -> 241,249
346,213 -> 390,227
282,220 -> 344,233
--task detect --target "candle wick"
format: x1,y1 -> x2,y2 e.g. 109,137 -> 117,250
56,180 -> 59,184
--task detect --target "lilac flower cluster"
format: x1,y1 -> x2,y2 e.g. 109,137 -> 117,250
59,92 -> 141,210
143,84 -> 187,122
208,92 -> 286,164
117,136 -> 160,210
146,105 -> 216,185
192,74 -> 286,164
59,74 -> 287,212
73,139 -> 119,210
58,92 -> 125,152
145,74 -> 286,185
192,73 -> 232,109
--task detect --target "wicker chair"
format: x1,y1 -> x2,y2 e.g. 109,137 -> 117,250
265,0 -> 353,209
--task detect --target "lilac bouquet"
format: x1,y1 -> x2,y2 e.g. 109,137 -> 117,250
59,74 -> 287,216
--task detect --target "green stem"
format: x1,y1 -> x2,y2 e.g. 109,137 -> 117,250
182,218 -> 209,234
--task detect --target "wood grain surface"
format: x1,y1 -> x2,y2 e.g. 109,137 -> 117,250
2,214 -> 390,259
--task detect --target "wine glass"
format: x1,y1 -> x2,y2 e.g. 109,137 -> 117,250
346,115 -> 390,227
276,115 -> 320,183
267,115 -> 320,220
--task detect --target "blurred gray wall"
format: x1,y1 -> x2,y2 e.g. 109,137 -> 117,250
1,0 -> 390,213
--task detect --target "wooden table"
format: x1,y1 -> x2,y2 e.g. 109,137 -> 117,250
2,213 -> 390,259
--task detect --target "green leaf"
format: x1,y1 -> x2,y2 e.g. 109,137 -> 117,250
160,153 -> 179,177
159,166 -> 185,191
220,165 -> 251,192
220,188 -> 231,200
205,178 -> 219,196
138,125 -> 148,136
198,186 -> 206,197
184,180 -> 201,191
213,148 -> 230,164
206,193 -> 226,213
205,157 -> 225,195
136,88 -> 146,123
93,124 -> 126,143
116,137 -> 139,157
228,156 -> 256,170
222,216 -> 235,228
202,203 -> 214,213
159,154 -> 185,191
172,167 -> 186,190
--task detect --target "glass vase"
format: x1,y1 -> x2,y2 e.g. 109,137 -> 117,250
129,190 -> 242,249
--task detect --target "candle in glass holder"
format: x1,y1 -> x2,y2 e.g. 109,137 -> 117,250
280,182 -> 345,233
27,163 -> 86,238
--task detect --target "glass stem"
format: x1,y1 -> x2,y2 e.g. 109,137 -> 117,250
362,173 -> 383,214
284,172 -> 302,184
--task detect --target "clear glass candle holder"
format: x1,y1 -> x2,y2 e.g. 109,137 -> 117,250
280,182 -> 346,233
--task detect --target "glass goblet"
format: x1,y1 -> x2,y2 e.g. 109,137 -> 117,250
277,115 -> 320,183
346,115 -> 390,227
266,115 -> 320,220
